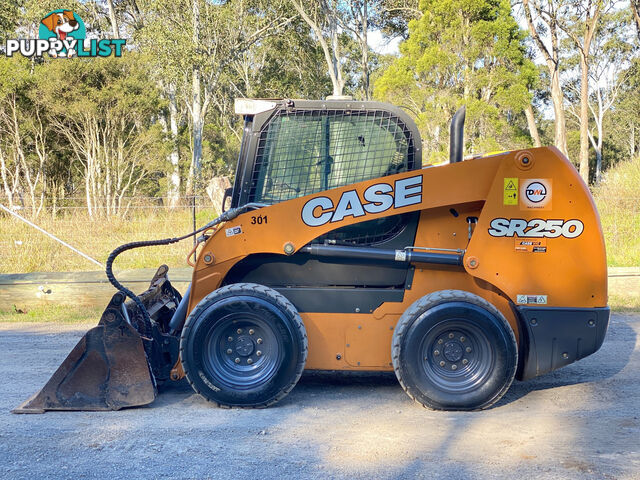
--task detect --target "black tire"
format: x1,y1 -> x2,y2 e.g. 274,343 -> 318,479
392,290 -> 517,410
180,283 -> 307,408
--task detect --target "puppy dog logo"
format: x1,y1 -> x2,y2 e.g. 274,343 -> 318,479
4,10 -> 125,58
39,10 -> 85,57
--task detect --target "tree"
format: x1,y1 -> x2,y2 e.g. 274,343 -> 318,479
124,1 -> 185,208
521,0 -> 569,157
290,0 -> 347,96
522,58 -> 543,147
374,0 -> 421,40
340,1 -> 372,99
375,0 -> 538,162
568,10 -> 634,182
0,0 -> 21,46
632,0 -> 640,40
139,0 -> 292,196
0,57 -> 47,216
36,55 -> 166,216
609,58 -> 640,161
106,0 -> 120,37
154,79 -> 183,208
557,0 -> 608,183
231,17 -> 332,99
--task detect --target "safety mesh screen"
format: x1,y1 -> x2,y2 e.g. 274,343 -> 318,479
249,109 -> 415,204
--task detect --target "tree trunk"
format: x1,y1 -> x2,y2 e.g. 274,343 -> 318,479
85,170 -> 93,217
188,0 -> 202,196
588,127 -> 603,184
550,69 -> 568,157
588,88 -> 607,185
557,2 -> 600,180
291,0 -> 344,97
167,83 -> 180,208
361,1 -> 370,100
189,115 -> 203,196
106,0 -> 120,38
329,11 -> 344,96
188,73 -> 203,197
522,0 -> 567,157
578,55 -> 590,183
595,143 -> 602,183
361,36 -> 369,100
632,0 -> 640,42
0,148 -> 14,209
524,104 -> 542,148
595,112 -> 603,184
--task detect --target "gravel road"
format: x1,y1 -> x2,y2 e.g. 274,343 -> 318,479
1,313 -> 639,480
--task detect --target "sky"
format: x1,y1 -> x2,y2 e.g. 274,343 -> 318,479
368,29 -> 402,55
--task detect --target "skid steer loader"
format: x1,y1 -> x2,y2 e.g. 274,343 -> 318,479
13,98 -> 609,413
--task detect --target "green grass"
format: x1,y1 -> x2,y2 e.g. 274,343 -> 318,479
0,304 -> 103,323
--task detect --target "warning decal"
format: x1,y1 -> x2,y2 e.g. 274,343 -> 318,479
225,225 -> 242,237
516,294 -> 548,305
503,178 -> 518,205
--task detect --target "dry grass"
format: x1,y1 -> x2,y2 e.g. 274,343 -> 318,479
1,157 -> 638,275
0,207 -> 217,273
0,195 -> 637,322
593,156 -> 640,268
608,293 -> 640,312
0,304 -> 103,323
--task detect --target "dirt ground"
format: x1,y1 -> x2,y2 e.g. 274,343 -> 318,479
0,313 -> 639,480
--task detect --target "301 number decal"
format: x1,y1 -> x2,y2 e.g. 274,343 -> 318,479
251,215 -> 268,225
488,218 -> 584,238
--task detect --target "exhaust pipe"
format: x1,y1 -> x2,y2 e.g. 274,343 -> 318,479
449,106 -> 466,163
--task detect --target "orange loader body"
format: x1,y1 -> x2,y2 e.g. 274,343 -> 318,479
180,146 -> 607,377
15,100 -> 609,413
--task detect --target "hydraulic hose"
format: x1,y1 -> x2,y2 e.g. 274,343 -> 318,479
105,203 -> 267,344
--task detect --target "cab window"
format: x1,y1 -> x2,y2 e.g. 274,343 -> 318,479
249,109 -> 415,204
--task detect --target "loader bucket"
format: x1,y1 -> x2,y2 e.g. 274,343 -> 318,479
12,291 -> 156,413
11,264 -> 184,414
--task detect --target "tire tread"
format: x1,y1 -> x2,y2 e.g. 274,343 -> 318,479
180,282 -> 308,408
391,289 -> 517,411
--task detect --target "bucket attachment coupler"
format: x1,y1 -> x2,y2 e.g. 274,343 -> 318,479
13,265 -> 182,414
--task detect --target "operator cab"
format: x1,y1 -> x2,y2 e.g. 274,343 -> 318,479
230,98 -> 421,205
228,98 -> 424,246
228,98 -> 466,211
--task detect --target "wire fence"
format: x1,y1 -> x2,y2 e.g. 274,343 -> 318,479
0,195 -> 223,273
4,195 -> 213,212
1,186 -> 637,274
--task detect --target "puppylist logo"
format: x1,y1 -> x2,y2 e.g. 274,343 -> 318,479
5,10 -> 126,58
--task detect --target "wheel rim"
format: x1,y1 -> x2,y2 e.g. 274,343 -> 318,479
203,311 -> 282,390
419,319 -> 494,394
